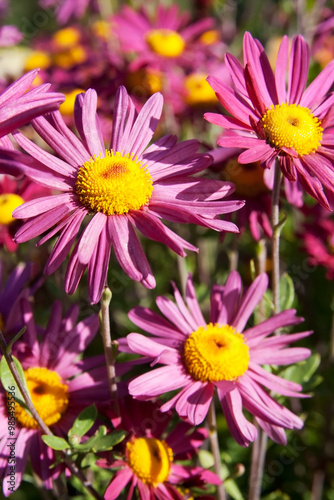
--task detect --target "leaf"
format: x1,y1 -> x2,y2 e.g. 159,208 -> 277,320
7,327 -> 26,354
224,479 -> 244,500
279,273 -> 295,311
0,356 -> 30,411
41,435 -> 69,451
280,353 -> 321,390
90,430 -> 127,452
68,404 -> 97,440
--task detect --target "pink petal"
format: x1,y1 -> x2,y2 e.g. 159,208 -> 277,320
105,467 -> 133,500
232,273 -> 268,331
129,365 -> 189,397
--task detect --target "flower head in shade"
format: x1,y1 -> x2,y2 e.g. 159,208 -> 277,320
113,5 -> 216,72
100,396 -> 220,500
0,299 -> 109,496
0,175 -> 50,252
205,32 -> 334,210
39,0 -> 96,24
13,86 -> 243,304
126,272 -> 312,446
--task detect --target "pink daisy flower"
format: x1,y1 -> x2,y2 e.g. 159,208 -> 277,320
113,5 -> 215,72
13,86 -> 243,304
0,298 -> 109,496
0,175 -> 50,252
100,396 -> 221,500
205,32 -> 334,209
302,208 -> 334,279
40,0 -> 97,24
127,272 -> 312,446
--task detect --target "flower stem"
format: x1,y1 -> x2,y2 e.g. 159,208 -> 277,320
100,286 -> 119,414
207,400 -> 227,500
271,161 -> 282,315
0,332 -> 103,500
249,161 -> 282,500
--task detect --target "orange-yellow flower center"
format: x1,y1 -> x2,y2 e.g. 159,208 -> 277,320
75,150 -> 153,215
222,159 -> 268,197
262,103 -> 323,156
59,88 -> 85,115
53,27 -> 81,49
126,437 -> 173,486
0,194 -> 25,225
183,323 -> 249,382
126,68 -> 162,95
184,73 -> 217,106
24,51 -> 51,72
14,367 -> 69,429
199,30 -> 220,45
146,29 -> 185,57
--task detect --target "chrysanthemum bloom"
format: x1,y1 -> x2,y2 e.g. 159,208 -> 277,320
0,175 -> 50,252
40,0 -> 96,24
0,299 -> 110,496
113,5 -> 216,72
0,25 -> 22,47
100,396 -> 221,499
205,32 -> 334,209
127,272 -> 312,446
13,86 -> 243,304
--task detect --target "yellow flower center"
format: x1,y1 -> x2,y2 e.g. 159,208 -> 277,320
59,88 -> 85,116
24,51 -> 51,72
146,29 -> 185,57
262,103 -> 323,156
184,73 -> 217,106
53,45 -> 86,69
126,68 -> 162,95
14,367 -> 69,429
222,159 -> 268,197
75,150 -> 153,215
126,437 -> 173,486
0,194 -> 25,225
183,323 -> 249,382
199,30 -> 220,45
53,27 -> 81,48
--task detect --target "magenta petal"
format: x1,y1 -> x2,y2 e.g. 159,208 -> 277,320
232,273 -> 268,331
248,363 -> 306,398
125,92 -> 163,157
108,214 -> 155,288
128,306 -> 186,342
185,275 -> 206,326
216,270 -> 242,325
302,58 -> 334,110
238,143 -> 274,164
127,333 -> 178,363
186,383 -> 214,425
13,193 -> 72,218
81,89 -> 104,156
219,388 -> 257,446
0,70 -> 38,106
129,365 -> 189,397
256,418 -> 287,444
171,281 -> 198,331
156,295 -> 194,334
105,467 -> 133,500
244,309 -> 303,345
288,35 -> 310,105
77,212 -> 107,265
111,86 -> 131,152
275,35 -> 289,102
87,224 -> 111,304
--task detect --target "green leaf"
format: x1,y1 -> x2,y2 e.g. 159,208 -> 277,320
280,353 -> 321,390
68,404 -> 97,440
279,273 -> 295,311
224,479 -> 244,500
41,435 -> 69,451
89,430 -> 127,452
0,356 -> 30,411
73,425 -> 107,452
7,327 -> 26,354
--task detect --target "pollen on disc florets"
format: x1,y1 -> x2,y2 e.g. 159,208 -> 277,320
146,29 -> 185,57
262,103 -> 323,156
75,150 -> 153,216
13,367 -> 69,429
126,437 -> 173,486
0,194 -> 24,225
183,323 -> 250,382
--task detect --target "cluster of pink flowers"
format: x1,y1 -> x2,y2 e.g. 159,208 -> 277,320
0,1 -> 332,498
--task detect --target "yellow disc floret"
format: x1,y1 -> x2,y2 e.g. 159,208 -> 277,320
146,29 -> 185,57
262,103 -> 323,156
75,150 -> 153,215
199,30 -> 220,45
126,437 -> 173,486
53,27 -> 81,48
14,367 -> 69,429
0,194 -> 24,225
183,323 -> 249,382
184,73 -> 217,106
59,88 -> 85,115
24,51 -> 51,72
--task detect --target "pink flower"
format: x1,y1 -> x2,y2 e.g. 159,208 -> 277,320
113,5 -> 215,72
101,396 -> 221,500
205,32 -> 334,209
0,299 -> 109,496
39,0 -> 96,24
127,272 -> 312,446
0,175 -> 51,252
13,86 -> 243,303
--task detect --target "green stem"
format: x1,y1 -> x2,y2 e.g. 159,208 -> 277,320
207,400 -> 227,500
100,286 -> 119,414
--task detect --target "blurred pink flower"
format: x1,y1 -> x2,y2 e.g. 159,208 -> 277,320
205,32 -> 334,210
127,272 -> 312,446
13,86 -> 243,303
0,299 -> 109,496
